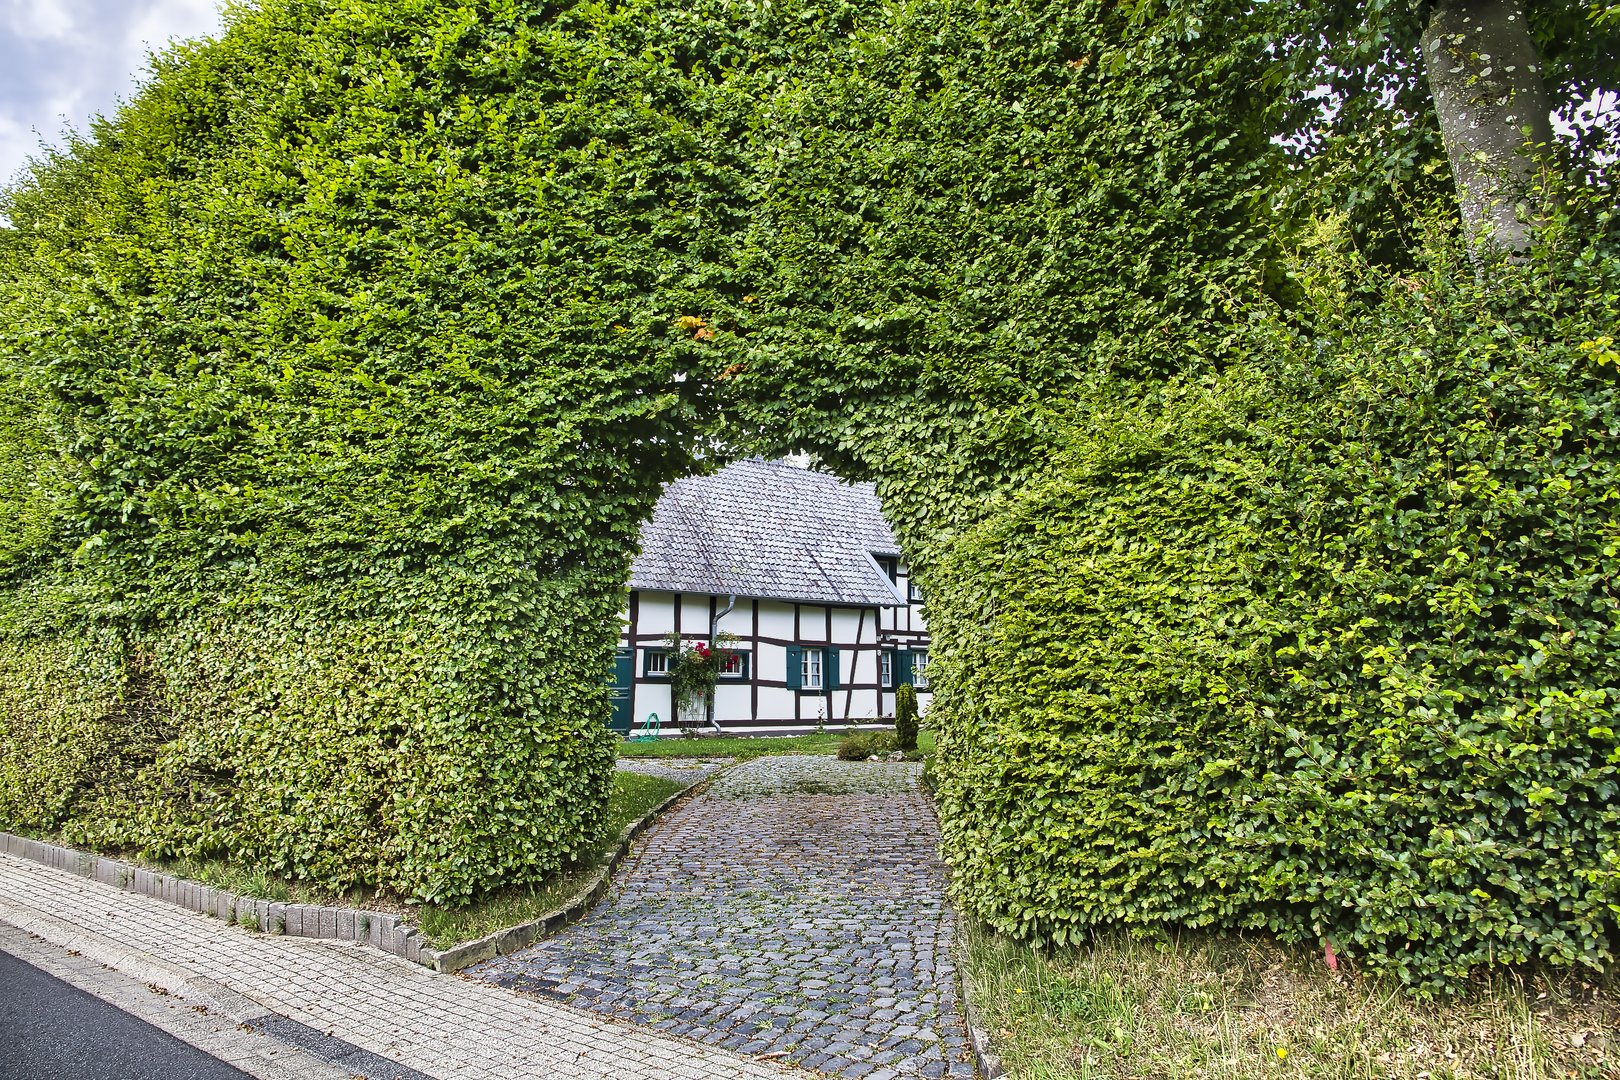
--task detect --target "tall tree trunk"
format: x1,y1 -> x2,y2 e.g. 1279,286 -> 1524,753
1420,0 -> 1555,254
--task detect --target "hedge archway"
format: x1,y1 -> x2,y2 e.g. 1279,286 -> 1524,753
1,0 -> 1614,990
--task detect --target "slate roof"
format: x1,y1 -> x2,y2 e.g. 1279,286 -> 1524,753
629,458 -> 907,607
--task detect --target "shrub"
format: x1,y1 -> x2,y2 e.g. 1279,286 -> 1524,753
929,219 -> 1620,994
3,0 -> 1607,994
895,685 -> 920,752
837,730 -> 900,761
0,0 -> 753,903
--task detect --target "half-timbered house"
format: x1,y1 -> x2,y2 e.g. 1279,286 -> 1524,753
610,458 -> 931,736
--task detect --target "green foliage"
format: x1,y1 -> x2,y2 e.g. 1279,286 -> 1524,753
417,769 -> 685,947
0,0 -> 1612,991
663,633 -> 739,715
1266,1 -> 1617,260
929,212 -> 1620,994
895,684 -> 919,753
0,612 -> 151,837
727,0 -> 1280,493
837,730 -> 899,761
1,0 -> 1280,906
0,0 -> 764,903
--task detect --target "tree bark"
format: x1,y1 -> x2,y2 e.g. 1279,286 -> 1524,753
1420,0 -> 1554,254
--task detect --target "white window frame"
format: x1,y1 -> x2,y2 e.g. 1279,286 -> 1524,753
880,650 -> 894,688
720,650 -> 747,678
908,581 -> 924,603
644,649 -> 669,676
912,648 -> 930,690
801,647 -> 825,691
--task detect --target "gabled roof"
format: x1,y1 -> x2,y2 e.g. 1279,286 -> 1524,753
629,458 -> 906,607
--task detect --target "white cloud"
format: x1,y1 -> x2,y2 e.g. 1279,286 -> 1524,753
2,2 -> 77,43
0,0 -> 225,188
125,0 -> 225,56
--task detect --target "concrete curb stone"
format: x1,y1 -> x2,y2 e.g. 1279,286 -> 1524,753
0,830 -> 419,966
1,762 -> 718,977
960,986 -> 1005,1079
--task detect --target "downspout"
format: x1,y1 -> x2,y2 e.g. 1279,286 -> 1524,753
707,594 -> 735,733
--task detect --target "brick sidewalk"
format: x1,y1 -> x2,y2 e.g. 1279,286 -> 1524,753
0,852 -> 810,1080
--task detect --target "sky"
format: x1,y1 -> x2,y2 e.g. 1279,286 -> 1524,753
0,0 -> 225,186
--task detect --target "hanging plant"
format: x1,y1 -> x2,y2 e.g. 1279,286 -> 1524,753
664,632 -> 738,712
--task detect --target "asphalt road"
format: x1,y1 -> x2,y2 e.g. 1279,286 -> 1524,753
0,946 -> 253,1080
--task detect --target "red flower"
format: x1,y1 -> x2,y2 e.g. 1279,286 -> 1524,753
694,642 -> 711,658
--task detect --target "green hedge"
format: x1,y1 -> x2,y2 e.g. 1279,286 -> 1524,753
928,223 -> 1620,993
4,0 -> 1270,904
0,0 -> 761,902
2,0 -> 1614,988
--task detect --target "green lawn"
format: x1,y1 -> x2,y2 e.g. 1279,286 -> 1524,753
617,727 -> 936,759
962,922 -> 1615,1080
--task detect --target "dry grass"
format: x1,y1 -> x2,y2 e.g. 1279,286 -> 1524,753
962,923 -> 1617,1080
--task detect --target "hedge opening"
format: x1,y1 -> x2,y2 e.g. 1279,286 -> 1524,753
1,0 -> 1614,991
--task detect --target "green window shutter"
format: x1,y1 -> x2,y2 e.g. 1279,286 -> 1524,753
828,647 -> 841,691
785,645 -> 802,690
896,650 -> 914,687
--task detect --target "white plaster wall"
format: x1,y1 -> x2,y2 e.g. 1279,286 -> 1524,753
758,602 -> 796,641
798,604 -> 828,642
756,639 -> 787,683
714,603 -> 748,637
713,681 -> 752,724
632,680 -> 674,732
843,686 -> 882,721
638,593 -> 675,636
757,685 -> 799,721
847,646 -> 875,687
679,593 -> 710,632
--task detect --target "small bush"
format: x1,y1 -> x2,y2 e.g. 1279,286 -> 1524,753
895,685 -> 919,751
837,730 -> 899,761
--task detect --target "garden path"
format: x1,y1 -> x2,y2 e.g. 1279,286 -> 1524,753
467,755 -> 977,1080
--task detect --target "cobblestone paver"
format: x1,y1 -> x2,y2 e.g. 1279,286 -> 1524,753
615,757 -> 731,785
471,756 -> 978,1080
0,853 -> 810,1080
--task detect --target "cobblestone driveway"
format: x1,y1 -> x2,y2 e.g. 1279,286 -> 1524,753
469,756 -> 977,1080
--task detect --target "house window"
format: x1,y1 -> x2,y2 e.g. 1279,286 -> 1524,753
801,647 -> 824,691
912,649 -> 930,690
720,650 -> 749,678
908,581 -> 925,603
880,650 -> 895,688
643,649 -> 669,677
876,556 -> 899,583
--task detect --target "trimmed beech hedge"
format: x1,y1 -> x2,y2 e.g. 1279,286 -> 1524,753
2,0 -> 1614,989
0,0 -> 760,902
928,227 -> 1620,993
0,0 -> 1276,906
